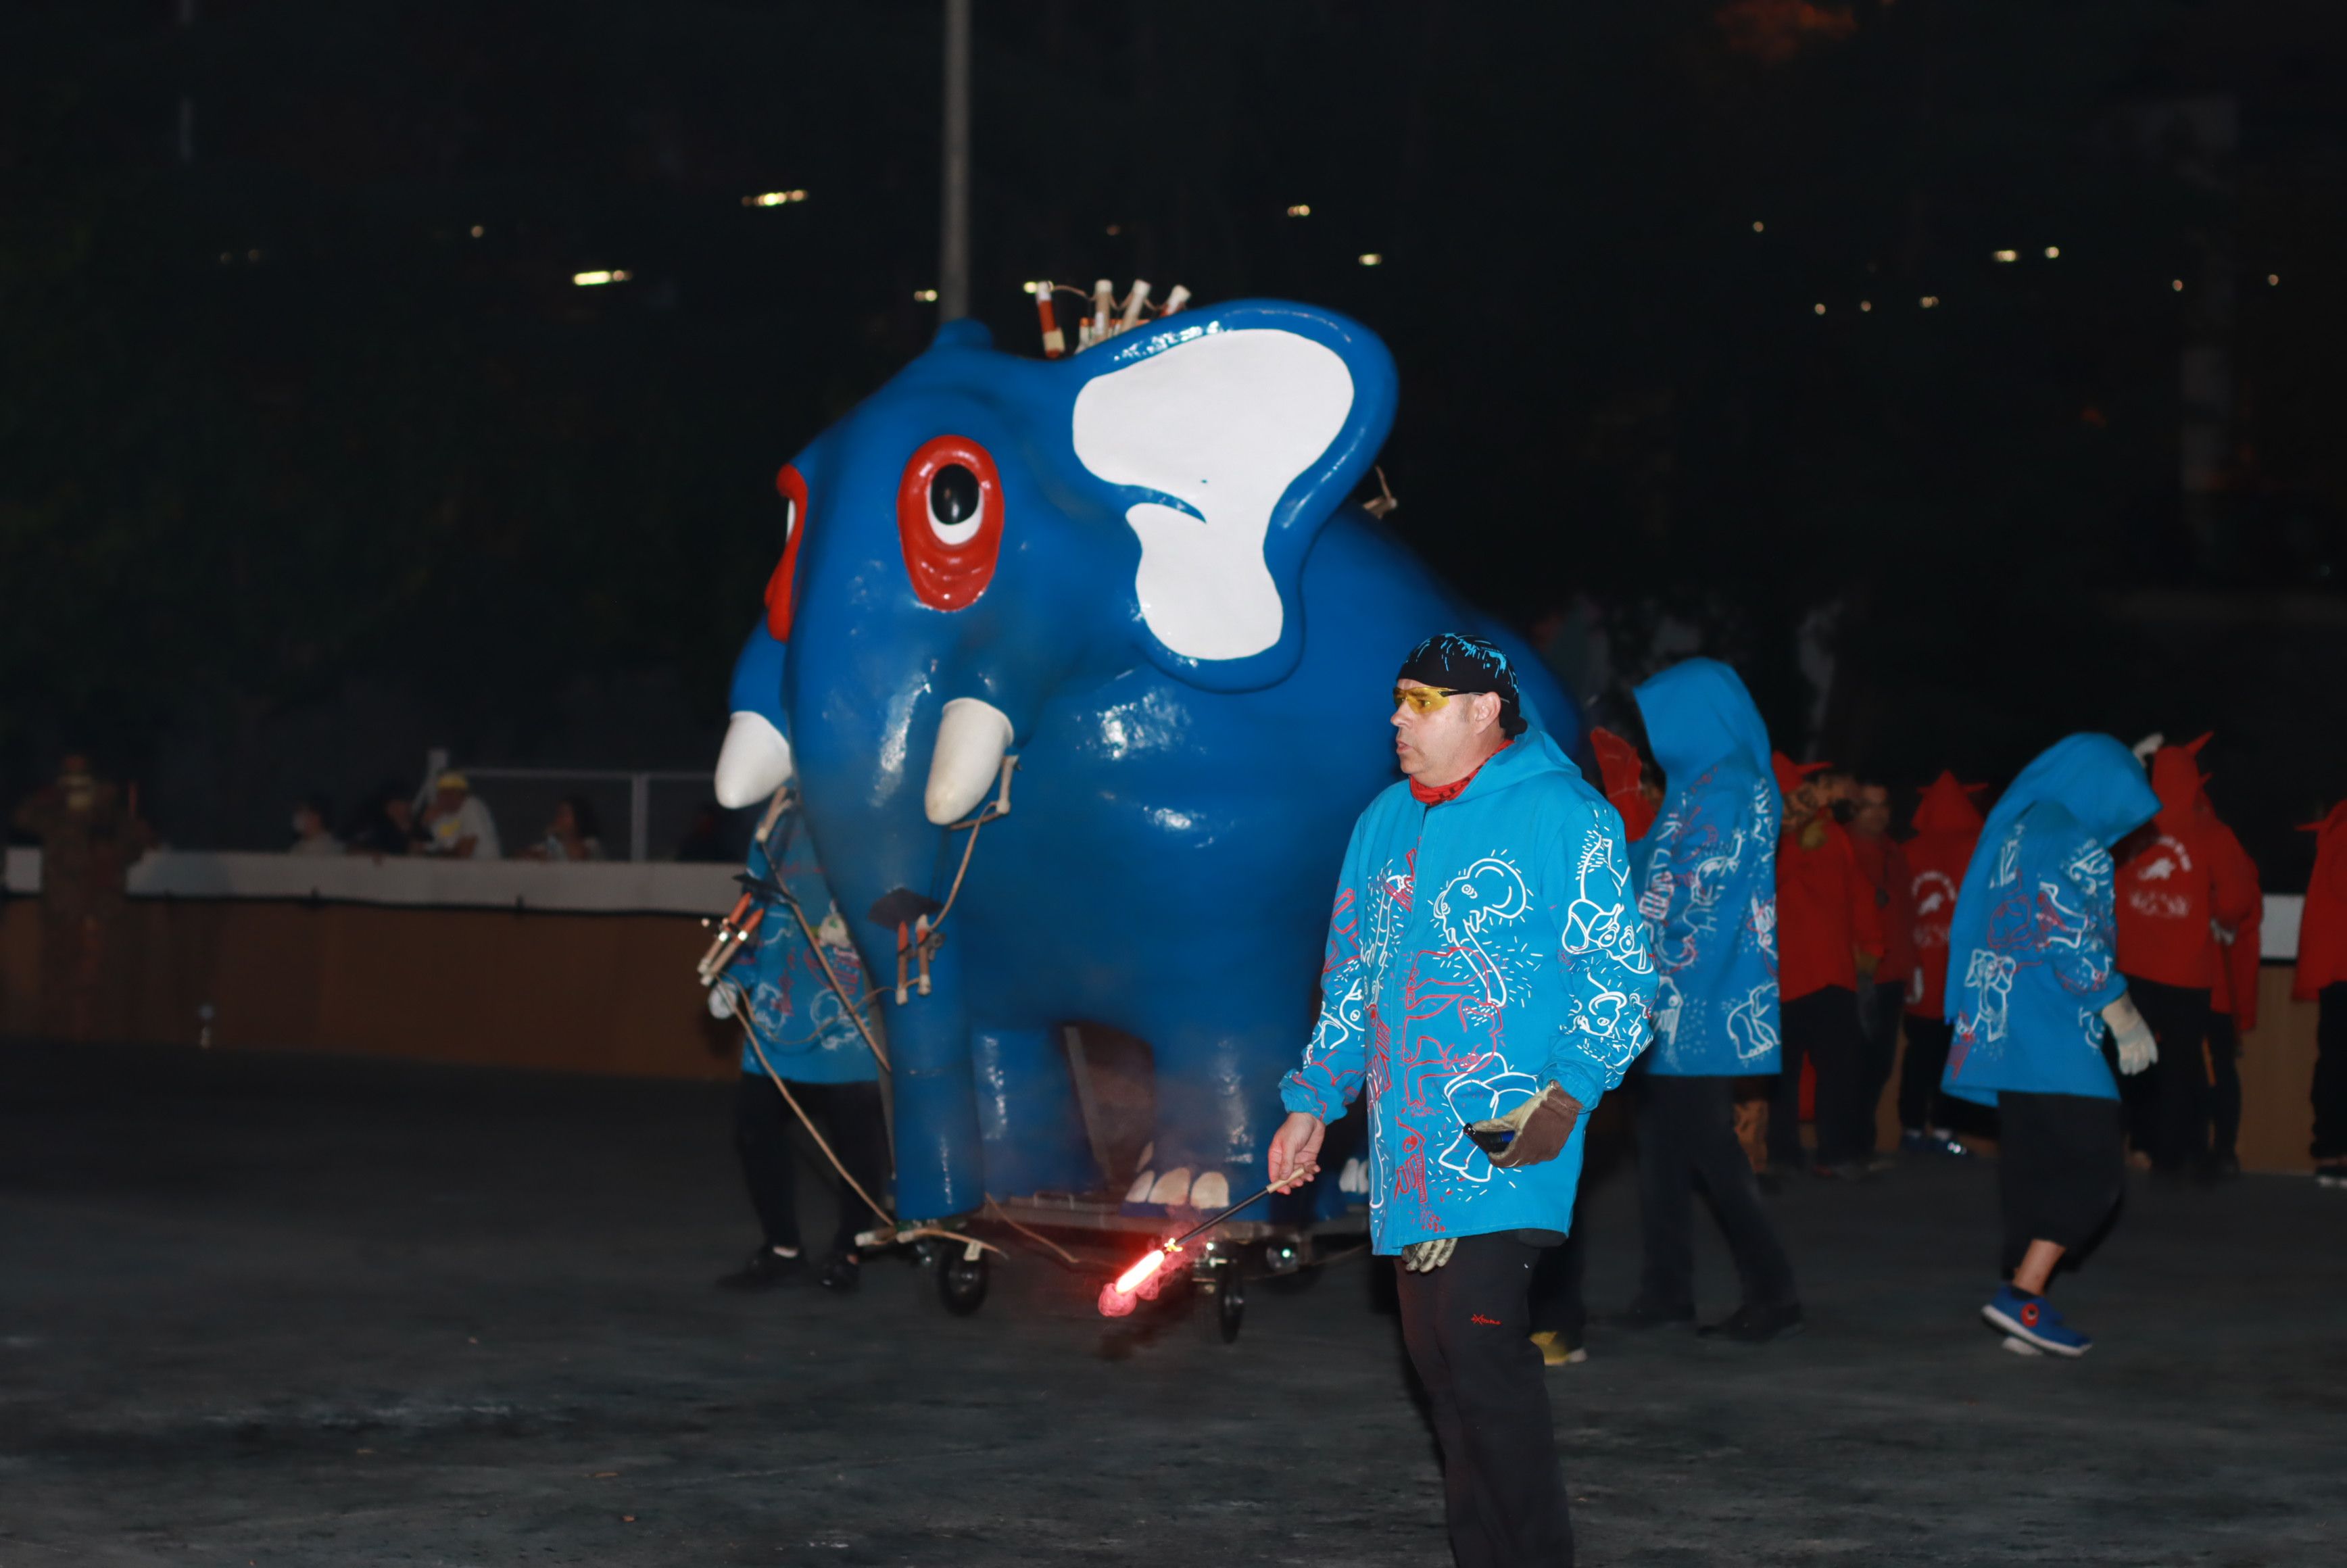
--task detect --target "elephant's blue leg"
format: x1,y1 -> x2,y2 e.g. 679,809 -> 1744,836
881,942 -> 986,1221
1122,1005 -> 1301,1221
969,1026 -> 1097,1198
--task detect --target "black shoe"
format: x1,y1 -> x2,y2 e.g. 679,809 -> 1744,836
1697,1302 -> 1804,1344
1606,1300 -> 1695,1330
816,1251 -> 862,1292
717,1247 -> 808,1291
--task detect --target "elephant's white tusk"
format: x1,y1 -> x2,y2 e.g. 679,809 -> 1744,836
714,710 -> 794,808
925,697 -> 1013,825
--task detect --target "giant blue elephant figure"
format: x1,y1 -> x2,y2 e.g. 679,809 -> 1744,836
712,301 -> 1581,1225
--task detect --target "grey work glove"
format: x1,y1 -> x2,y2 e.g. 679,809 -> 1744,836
1401,1238 -> 1457,1273
1471,1082 -> 1585,1169
2105,995 -> 2157,1076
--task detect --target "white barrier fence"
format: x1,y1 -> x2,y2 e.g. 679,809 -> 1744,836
0,846 -> 2312,950
3,848 -> 737,917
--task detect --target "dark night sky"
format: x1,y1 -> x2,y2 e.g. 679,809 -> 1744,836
5,1 -> 2346,874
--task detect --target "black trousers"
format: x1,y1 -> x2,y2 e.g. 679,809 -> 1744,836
733,1073 -> 892,1256
1527,1195 -> 1587,1344
1397,1233 -> 1575,1568
2121,976 -> 2211,1172
1854,979 -> 1906,1153
1897,1013 -> 1953,1132
2206,1014 -> 2242,1162
1997,1089 -> 2123,1276
2315,983 -> 2347,1162
1772,986 -> 1868,1168
1636,1074 -> 1797,1312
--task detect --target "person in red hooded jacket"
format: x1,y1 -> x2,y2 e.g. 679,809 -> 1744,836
1845,778 -> 1916,1157
1770,754 -> 1885,1179
2114,737 -> 2260,1177
1900,772 -> 1988,1153
2296,800 -> 2347,1185
1589,726 -> 1660,843
2199,793 -> 2262,1180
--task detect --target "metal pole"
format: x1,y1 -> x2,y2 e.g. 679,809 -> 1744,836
938,0 -> 971,320
629,773 -> 651,864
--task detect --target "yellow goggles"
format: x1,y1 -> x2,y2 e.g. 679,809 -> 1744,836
1393,684 -> 1466,714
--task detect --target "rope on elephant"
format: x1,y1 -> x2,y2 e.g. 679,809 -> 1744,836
922,753 -> 1018,953
735,1004 -> 1004,1260
979,1196 -> 1084,1269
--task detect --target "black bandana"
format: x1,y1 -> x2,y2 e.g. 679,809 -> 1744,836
1397,633 -> 1526,738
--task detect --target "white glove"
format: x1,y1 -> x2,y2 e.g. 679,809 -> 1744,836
707,981 -> 738,1020
2104,995 -> 2156,1075
1401,1238 -> 1457,1273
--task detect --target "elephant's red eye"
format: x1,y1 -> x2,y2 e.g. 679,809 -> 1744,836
896,435 -> 1003,610
765,464 -> 809,640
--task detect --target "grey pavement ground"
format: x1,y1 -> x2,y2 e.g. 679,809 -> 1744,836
2,1039 -> 2343,1567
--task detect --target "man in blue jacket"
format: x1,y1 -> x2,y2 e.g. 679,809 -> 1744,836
1943,734 -> 2160,1357
1618,658 -> 1803,1343
710,805 -> 888,1294
1270,633 -> 1655,1568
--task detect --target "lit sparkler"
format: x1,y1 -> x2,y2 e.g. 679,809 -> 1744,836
1096,1173 -> 1309,1318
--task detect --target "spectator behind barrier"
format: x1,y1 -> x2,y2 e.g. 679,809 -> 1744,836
344,783 -> 422,858
420,770 -> 500,860
289,793 -> 341,856
675,801 -> 731,862
520,795 -> 605,862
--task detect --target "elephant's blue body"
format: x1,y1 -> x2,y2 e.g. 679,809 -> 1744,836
725,303 -> 1579,1223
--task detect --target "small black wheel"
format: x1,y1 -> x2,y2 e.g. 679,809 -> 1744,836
1260,1238 -> 1322,1294
1213,1272 -> 1245,1343
939,1249 -> 990,1316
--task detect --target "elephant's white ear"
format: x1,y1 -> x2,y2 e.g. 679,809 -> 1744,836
1068,304 -> 1397,691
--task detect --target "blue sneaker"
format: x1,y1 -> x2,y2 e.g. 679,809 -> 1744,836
1981,1284 -> 2091,1357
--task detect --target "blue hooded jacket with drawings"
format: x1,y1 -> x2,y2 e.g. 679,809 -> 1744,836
1630,658 -> 1783,1077
1942,733 -> 2158,1106
729,816 -> 876,1085
1281,728 -> 1657,1253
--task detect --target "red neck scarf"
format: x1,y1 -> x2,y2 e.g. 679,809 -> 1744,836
1410,741 -> 1509,806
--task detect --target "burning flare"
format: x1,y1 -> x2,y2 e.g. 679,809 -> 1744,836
1096,1243 -> 1180,1318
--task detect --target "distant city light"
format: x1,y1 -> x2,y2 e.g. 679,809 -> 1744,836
2171,278 -> 2184,291
1992,249 -> 2018,263
914,288 -> 940,302
247,249 -> 262,262
2043,245 -> 2060,259
1105,224 -> 1121,236
2268,272 -> 2280,286
1752,220 -> 1766,232
1920,295 -> 1940,308
573,270 -> 631,287
1286,204 -> 1311,218
469,224 -> 484,238
1859,300 -> 1872,312
1357,253 -> 1383,267
744,190 -> 808,207
1813,303 -> 1826,315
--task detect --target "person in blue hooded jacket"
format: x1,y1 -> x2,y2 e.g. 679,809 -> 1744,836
710,804 -> 888,1294
1269,633 -> 1655,1568
1943,733 -> 2160,1357
1614,657 -> 1804,1343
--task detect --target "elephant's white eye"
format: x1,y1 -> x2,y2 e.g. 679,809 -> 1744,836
896,435 -> 1004,610
765,462 -> 812,641
927,464 -> 982,545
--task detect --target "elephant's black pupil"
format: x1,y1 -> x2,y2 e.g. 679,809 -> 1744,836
930,464 -> 980,526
